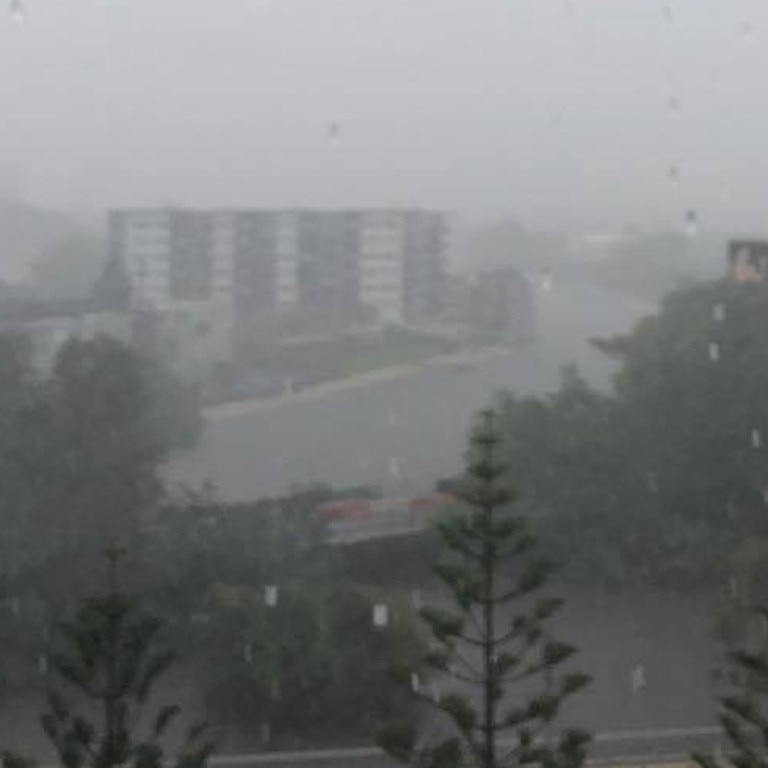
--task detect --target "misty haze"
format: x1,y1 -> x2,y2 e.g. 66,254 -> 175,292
1,1 -> 767,766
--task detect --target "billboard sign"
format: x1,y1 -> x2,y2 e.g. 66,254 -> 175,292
729,240 -> 768,283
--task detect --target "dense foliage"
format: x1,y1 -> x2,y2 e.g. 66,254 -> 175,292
0,334 -> 201,604
495,279 -> 768,589
0,334 -> 202,694
145,490 -> 424,749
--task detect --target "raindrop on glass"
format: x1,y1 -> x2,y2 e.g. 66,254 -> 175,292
751,428 -> 762,450
411,589 -> 422,610
668,97 -> 682,117
387,407 -> 398,426
388,457 -> 401,478
662,4 -> 674,22
328,122 -> 340,140
713,303 -> 726,323
729,576 -> 739,599
271,679 -> 282,700
685,209 -> 699,238
668,165 -> 680,185
9,597 -> 20,616
630,664 -> 646,693
373,603 -> 389,627
38,654 -> 48,675
265,584 -> 279,607
261,723 -> 271,745
430,681 -> 441,702
243,643 -> 254,664
540,266 -> 554,293
708,342 -> 720,362
411,672 -> 420,693
9,0 -> 23,23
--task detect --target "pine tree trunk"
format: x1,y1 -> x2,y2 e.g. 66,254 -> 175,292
482,499 -> 496,768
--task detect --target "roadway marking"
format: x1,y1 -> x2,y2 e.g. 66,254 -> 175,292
203,348 -> 508,423
207,726 -> 720,766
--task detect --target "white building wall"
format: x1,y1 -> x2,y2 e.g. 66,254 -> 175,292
122,211 -> 172,312
359,212 -> 405,326
211,211 -> 235,301
275,213 -> 299,310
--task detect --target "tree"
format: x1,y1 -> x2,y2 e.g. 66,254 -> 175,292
489,279 -> 768,589
0,333 -> 202,693
197,582 -> 421,749
378,408 -> 591,768
28,231 -> 106,300
693,605 -> 768,768
144,486 -> 423,748
40,550 -> 214,768
91,256 -> 132,312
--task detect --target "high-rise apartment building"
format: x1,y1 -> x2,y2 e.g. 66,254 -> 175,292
108,208 -> 448,329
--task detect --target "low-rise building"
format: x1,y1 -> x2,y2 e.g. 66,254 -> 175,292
0,297 -> 132,372
108,207 -> 449,333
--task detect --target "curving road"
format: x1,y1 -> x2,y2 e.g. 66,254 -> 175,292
168,281 -> 653,501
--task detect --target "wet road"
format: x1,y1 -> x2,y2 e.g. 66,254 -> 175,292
169,282 -> 652,500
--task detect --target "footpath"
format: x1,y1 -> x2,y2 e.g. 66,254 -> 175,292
203,347 -> 508,423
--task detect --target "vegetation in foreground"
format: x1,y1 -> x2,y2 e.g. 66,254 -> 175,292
379,409 -> 590,768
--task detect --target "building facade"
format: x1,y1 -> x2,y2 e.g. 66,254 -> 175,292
108,208 -> 448,331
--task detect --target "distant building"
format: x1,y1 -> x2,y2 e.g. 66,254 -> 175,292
0,297 -> 131,372
107,208 -> 449,332
468,267 -> 535,340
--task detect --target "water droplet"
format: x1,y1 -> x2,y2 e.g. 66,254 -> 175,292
709,342 -> 720,362
668,165 -> 680,184
373,603 -> 389,627
270,679 -> 282,700
388,457 -> 401,478
729,576 -> 739,599
751,428 -> 762,450
631,664 -> 646,693
668,97 -> 682,117
328,122 -> 340,139
243,643 -> 254,664
9,0 -> 23,23
411,589 -> 422,610
540,267 -> 554,293
411,672 -> 420,692
430,681 -> 441,702
38,654 -> 48,675
685,208 -> 699,238
264,584 -> 279,607
662,4 -> 674,22
261,723 -> 272,745
387,407 -> 398,426
713,303 -> 726,322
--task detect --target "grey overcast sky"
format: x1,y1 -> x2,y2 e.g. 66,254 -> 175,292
1,0 -> 767,231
